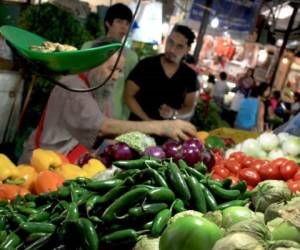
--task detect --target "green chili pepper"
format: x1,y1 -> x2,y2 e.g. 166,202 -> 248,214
0,230 -> 7,243
113,159 -> 163,170
142,221 -> 154,230
173,199 -> 186,213
166,162 -> 191,201
15,205 -> 39,215
84,179 -> 123,191
216,199 -> 250,210
178,159 -> 189,169
0,216 -> 6,231
24,194 -> 37,202
221,178 -> 232,189
20,222 -> 56,234
86,185 -> 129,214
26,232 -> 49,242
57,186 -> 70,199
0,232 -> 21,249
23,234 -> 52,250
65,202 -> 79,221
102,187 -> 149,222
185,166 -> 206,181
150,208 -> 171,237
187,175 -> 207,213
100,228 -> 138,247
147,187 -> 176,203
200,183 -> 217,211
115,169 -> 140,180
149,168 -> 168,187
76,218 -> 99,250
28,211 -> 50,222
194,162 -> 208,174
128,203 -> 168,218
210,185 -> 241,200
231,181 -> 247,193
205,135 -> 225,149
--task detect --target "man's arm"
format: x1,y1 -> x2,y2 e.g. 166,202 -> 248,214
124,80 -> 152,120
99,118 -> 197,141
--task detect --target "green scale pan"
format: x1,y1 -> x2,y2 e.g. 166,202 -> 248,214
0,25 -> 121,74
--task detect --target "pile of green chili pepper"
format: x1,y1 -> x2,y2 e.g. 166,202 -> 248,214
0,157 -> 251,249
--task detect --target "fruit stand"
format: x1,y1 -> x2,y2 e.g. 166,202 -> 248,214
0,130 -> 300,250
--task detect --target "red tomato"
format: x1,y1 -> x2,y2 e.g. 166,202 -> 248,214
294,169 -> 300,181
242,156 -> 255,169
229,151 -> 245,163
213,165 -> 230,178
250,159 -> 268,172
258,164 -> 281,180
224,159 -> 241,175
271,157 -> 288,169
287,180 -> 300,193
280,160 -> 298,180
247,185 -> 254,191
239,168 -> 261,187
211,173 -> 224,181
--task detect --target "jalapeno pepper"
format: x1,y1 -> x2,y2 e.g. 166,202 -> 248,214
102,187 -> 149,222
100,228 -> 138,248
150,208 -> 171,237
115,169 -> 140,180
231,181 -> 247,193
147,187 -> 176,203
200,183 -> 217,211
76,218 -> 99,250
166,163 -> 191,201
187,175 -> 207,213
128,203 -> 168,218
113,159 -> 162,170
209,185 -> 241,200
173,199 -> 186,213
84,179 -> 123,191
194,162 -> 208,174
0,232 -> 21,249
28,211 -> 50,222
23,233 -> 52,250
216,199 -> 250,210
65,202 -> 79,221
185,166 -> 206,181
19,222 -> 56,234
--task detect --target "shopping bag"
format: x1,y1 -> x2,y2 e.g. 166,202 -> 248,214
235,97 -> 259,130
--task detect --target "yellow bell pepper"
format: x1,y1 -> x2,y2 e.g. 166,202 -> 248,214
15,165 -> 37,191
0,154 -> 18,181
31,149 -> 65,172
55,164 -> 87,180
82,159 -> 106,178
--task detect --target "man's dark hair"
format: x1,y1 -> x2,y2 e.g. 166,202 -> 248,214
273,90 -> 281,100
104,3 -> 133,33
171,24 -> 195,46
220,72 -> 227,81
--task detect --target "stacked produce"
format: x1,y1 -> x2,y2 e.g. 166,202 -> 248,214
0,157 -> 251,249
0,149 -> 106,201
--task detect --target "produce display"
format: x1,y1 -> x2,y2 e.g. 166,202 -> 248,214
0,131 -> 299,250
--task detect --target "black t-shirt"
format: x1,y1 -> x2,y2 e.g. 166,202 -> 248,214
127,54 -> 199,120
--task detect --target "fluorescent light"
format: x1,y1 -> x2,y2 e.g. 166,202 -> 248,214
211,17 -> 219,28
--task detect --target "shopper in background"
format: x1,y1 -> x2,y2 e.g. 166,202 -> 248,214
19,39 -> 196,164
213,71 -> 229,109
82,3 -> 138,120
290,92 -> 300,119
124,24 -> 199,121
237,68 -> 256,97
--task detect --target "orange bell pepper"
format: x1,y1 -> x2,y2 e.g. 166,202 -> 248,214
82,159 -> 106,178
15,165 -> 37,191
0,154 -> 18,181
30,149 -> 69,172
55,164 -> 87,180
34,170 -> 64,194
0,184 -> 29,202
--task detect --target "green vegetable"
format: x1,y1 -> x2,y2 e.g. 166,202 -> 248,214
0,232 -> 21,249
205,135 -> 225,149
212,232 -> 265,250
222,206 -> 254,229
168,210 -> 203,225
128,203 -> 168,218
166,162 -> 191,201
172,199 -> 186,213
151,209 -> 172,237
210,185 -> 241,200
133,235 -> 159,250
160,216 -> 223,250
216,199 -> 249,210
267,218 -> 300,243
75,218 -> 99,250
147,187 -> 175,203
200,183 -> 218,211
84,179 -> 123,191
100,229 -> 138,248
115,132 -> 156,153
186,175 -> 207,213
20,222 -> 56,234
102,187 -> 149,222
251,180 -> 292,212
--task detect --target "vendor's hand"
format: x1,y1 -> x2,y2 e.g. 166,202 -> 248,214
160,120 -> 197,141
159,104 -> 173,119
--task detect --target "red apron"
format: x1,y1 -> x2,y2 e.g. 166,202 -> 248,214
34,74 -> 90,164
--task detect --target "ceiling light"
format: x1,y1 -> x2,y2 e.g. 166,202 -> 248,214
211,17 -> 219,28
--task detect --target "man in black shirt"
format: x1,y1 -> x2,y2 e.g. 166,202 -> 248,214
124,24 -> 199,121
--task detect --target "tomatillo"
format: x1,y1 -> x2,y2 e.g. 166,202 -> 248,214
159,216 -> 223,250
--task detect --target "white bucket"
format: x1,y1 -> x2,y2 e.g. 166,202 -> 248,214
0,70 -> 23,143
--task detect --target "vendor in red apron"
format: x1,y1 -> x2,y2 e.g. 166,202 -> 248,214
19,39 -> 197,164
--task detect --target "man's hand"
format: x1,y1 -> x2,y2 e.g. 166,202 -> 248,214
159,104 -> 173,119
159,120 -> 197,141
